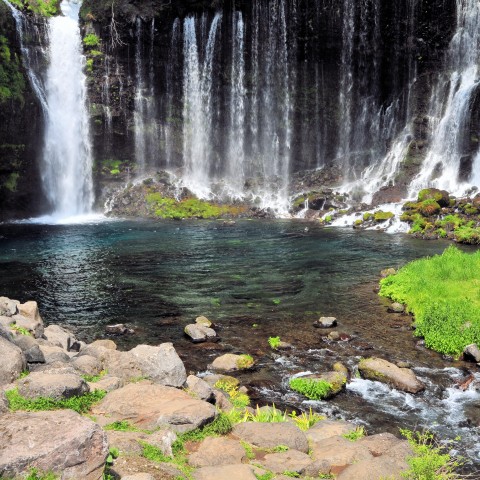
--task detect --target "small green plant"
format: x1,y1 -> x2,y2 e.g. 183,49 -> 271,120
81,370 -> 107,383
141,441 -> 172,462
214,380 -> 250,409
236,354 -> 254,369
400,429 -> 462,479
104,420 -> 139,432
241,440 -> 256,459
273,445 -> 289,452
289,408 -> 324,431
282,472 -> 300,478
83,33 -> 100,48
10,323 -> 31,335
255,472 -> 274,480
268,336 -> 281,350
272,298 -> 281,305
289,377 -> 332,400
244,404 -> 287,423
211,297 -> 221,307
343,426 -> 366,441
25,468 -> 58,480
106,447 -> 120,466
19,370 -> 30,379
6,388 -> 106,414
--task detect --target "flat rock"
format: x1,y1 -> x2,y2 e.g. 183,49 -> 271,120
0,410 -> 108,479
196,316 -> 212,327
44,325 -> 80,352
337,454 -> 409,480
189,437 -> 245,467
310,435 -> 373,470
0,337 -> 26,386
92,383 -> 216,432
464,344 -> 480,363
186,375 -> 214,401
193,464 -> 257,480
88,376 -> 124,393
185,324 -> 217,343
130,343 -> 187,387
71,355 -> 103,376
259,449 -> 312,474
17,371 -> 89,400
232,422 -> 309,453
210,353 -> 254,372
306,419 -> 356,443
313,316 -> 338,328
358,357 -> 425,393
358,432 -> 402,456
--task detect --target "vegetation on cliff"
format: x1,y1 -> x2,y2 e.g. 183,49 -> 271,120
0,34 -> 25,104
380,246 -> 480,356
9,0 -> 60,16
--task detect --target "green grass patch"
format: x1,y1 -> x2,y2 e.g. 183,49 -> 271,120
104,420 -> 140,432
289,408 -> 324,431
83,33 -> 100,48
343,426 -> 366,441
400,429 -> 462,479
236,354 -> 254,369
10,323 -> 31,335
289,377 -> 332,400
81,370 -> 107,383
379,246 -> 480,356
6,387 -> 106,414
8,0 -> 59,16
24,468 -> 58,480
214,380 -> 250,409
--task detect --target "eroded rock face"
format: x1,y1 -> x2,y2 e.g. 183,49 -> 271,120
358,357 -> 425,393
0,410 -> 108,479
232,422 -> 309,453
92,383 -> 216,432
129,343 -> 187,387
0,337 -> 26,386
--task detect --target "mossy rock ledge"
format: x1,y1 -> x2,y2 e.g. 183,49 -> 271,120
358,357 -> 425,394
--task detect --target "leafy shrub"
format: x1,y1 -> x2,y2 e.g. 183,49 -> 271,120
104,420 -> 139,432
236,354 -> 254,369
268,336 -> 281,350
289,377 -> 332,400
83,33 -> 100,48
343,426 -> 366,441
289,408 -> 324,431
214,380 -> 250,409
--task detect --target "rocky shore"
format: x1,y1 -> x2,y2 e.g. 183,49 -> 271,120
0,296 -> 463,479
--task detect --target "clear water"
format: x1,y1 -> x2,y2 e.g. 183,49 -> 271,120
0,220 -> 479,466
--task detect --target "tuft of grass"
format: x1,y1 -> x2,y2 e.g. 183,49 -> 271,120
81,370 -> 107,383
241,440 -> 256,459
104,420 -> 139,432
343,426 -> 366,441
236,354 -> 254,369
244,404 -> 287,423
10,323 -> 31,335
24,468 -> 58,480
6,388 -> 106,414
255,473 -> 274,480
379,246 -> 480,357
214,380 -> 250,409
268,336 -> 281,350
400,429 -> 462,479
289,377 -> 332,400
289,408 -> 325,431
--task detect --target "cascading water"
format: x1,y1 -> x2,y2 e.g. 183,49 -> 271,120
42,0 -> 94,217
410,0 -> 480,195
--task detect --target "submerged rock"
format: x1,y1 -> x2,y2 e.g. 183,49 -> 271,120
184,323 -> 217,343
358,357 -> 425,393
313,317 -> 338,328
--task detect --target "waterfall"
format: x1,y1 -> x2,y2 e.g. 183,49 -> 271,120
133,18 -> 160,175
42,0 -> 94,217
181,13 -> 221,197
225,11 -> 246,194
411,0 -> 480,195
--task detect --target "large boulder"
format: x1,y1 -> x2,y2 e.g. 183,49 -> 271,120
210,353 -> 254,372
11,314 -> 44,339
44,325 -> 80,352
12,334 -> 45,363
358,358 -> 425,393
232,422 -> 309,453
71,355 -> 103,376
17,372 -> 89,400
92,383 -> 216,432
0,337 -> 26,386
38,345 -> 71,364
0,410 -> 108,479
185,375 -> 214,401
129,343 -> 187,387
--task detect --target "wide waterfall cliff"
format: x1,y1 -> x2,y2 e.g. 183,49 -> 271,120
2,0 -> 480,218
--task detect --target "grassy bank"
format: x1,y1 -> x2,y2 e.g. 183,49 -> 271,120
379,246 -> 480,357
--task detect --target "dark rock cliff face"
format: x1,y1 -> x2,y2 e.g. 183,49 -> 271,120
0,2 -> 44,220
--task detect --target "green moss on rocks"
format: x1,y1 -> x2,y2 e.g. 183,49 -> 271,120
373,210 -> 394,222
0,35 -> 25,104
9,0 -> 60,16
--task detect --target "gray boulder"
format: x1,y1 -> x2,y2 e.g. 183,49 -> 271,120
44,325 -> 80,352
129,343 -> 187,387
0,337 -> 26,386
71,355 -> 103,376
17,372 -> 89,400
464,344 -> 480,363
88,375 -> 124,393
0,410 -> 108,479
12,335 -> 44,364
186,375 -> 214,401
0,297 -> 18,317
39,345 -> 71,364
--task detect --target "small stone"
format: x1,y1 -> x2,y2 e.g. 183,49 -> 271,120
380,268 -> 396,278
464,344 -> 480,363
314,317 -> 338,329
185,324 -> 217,343
88,375 -> 124,393
388,302 -> 405,313
210,353 -> 254,372
328,331 -> 340,341
105,324 -> 129,335
196,316 -> 213,327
